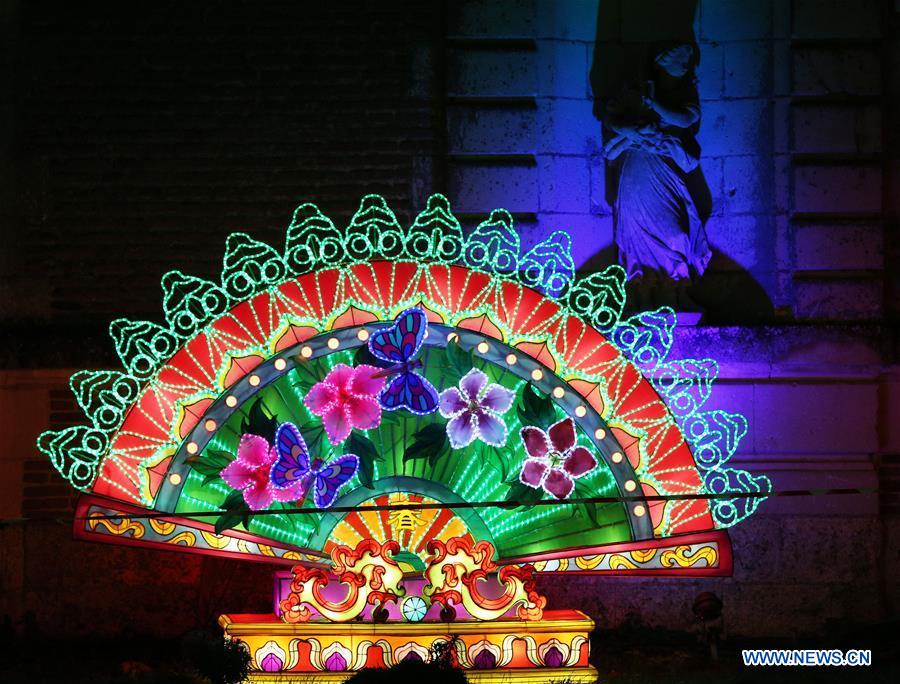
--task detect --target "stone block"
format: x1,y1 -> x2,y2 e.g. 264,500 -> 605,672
723,155 -> 774,215
536,97 -> 602,155
447,162 -> 538,213
537,154 -> 590,213
753,383 -> 878,454
535,0 -> 598,42
782,517 -> 880,584
700,0 -> 772,41
792,165 -> 881,214
537,40 -> 589,98
728,516 -> 785,582
696,41 -> 724,101
699,156 -> 724,216
704,214 -> 773,271
794,279 -> 883,321
447,0 -> 536,37
724,41 -> 771,98
446,105 -> 537,154
792,0 -> 881,39
773,154 -> 791,215
446,47 -> 537,97
534,212 -> 614,268
792,105 -> 881,155
792,47 -> 880,97
589,154 -> 613,215
794,223 -> 884,271
698,99 -> 771,157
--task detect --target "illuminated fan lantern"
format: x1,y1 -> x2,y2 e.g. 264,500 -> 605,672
39,195 -> 770,682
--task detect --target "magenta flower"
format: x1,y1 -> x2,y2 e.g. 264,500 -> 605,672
220,433 -> 309,511
303,364 -> 386,445
439,368 -> 515,449
220,434 -> 277,510
519,417 -> 597,500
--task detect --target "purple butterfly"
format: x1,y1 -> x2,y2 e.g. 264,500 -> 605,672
367,307 -> 439,415
270,422 -> 358,508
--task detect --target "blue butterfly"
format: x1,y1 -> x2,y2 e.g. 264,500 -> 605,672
270,422 -> 358,508
367,307 -> 439,415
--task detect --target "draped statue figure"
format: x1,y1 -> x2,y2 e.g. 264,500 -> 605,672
601,43 -> 711,289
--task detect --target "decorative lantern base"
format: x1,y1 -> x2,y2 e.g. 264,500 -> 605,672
219,610 -> 597,683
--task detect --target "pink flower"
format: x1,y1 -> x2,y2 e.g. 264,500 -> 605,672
303,364 -> 386,444
221,433 -> 310,511
519,417 -> 597,500
220,434 -> 278,511
439,368 -> 514,449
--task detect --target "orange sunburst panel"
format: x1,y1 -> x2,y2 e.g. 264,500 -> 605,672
448,265 -> 494,313
272,324 -> 319,352
272,279 -> 319,319
343,264 -> 385,310
667,498 -> 713,534
494,280 -> 562,338
95,456 -> 143,503
555,316 -> 621,371
388,261 -> 424,306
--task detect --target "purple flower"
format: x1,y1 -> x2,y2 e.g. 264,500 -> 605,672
519,417 -> 597,500
439,368 -> 515,449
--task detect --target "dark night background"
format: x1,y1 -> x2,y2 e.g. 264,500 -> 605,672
1,0 -> 899,681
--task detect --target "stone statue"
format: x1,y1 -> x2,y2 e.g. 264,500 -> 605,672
601,43 -> 711,302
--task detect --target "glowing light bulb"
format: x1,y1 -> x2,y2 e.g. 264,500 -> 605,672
274,358 -> 287,371
624,479 -> 637,492
204,419 -> 217,431
168,473 -> 182,486
531,368 -> 543,382
552,387 -> 565,399
300,345 -> 313,358
611,451 -> 623,464
575,405 -> 587,417
186,442 -> 199,455
477,341 -> 490,354
594,428 -> 606,440
225,395 -> 238,408
357,329 -> 370,341
327,337 -> 340,350
505,353 -> 517,365
248,374 -> 260,386
634,505 -> 646,517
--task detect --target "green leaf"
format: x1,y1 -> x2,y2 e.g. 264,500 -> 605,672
201,472 -> 221,487
240,399 -> 279,442
187,459 -> 221,477
504,481 -> 544,511
220,488 -> 246,512
353,345 -> 382,367
214,511 -> 244,534
517,384 -> 556,427
348,431 -> 381,463
299,423 -> 325,459
403,423 -> 449,465
205,450 -> 235,467
444,340 -> 475,381
347,431 -> 381,489
291,358 -> 321,394
480,444 -> 508,481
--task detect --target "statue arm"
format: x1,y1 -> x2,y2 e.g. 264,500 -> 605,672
643,97 -> 700,129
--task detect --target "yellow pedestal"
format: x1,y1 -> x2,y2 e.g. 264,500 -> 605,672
220,609 -> 597,683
